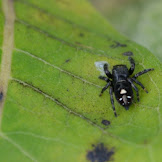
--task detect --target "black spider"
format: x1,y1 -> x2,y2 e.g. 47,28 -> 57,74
99,57 -> 154,117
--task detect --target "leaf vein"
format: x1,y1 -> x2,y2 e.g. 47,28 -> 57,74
16,19 -> 125,62
15,0 -> 114,41
5,131 -> 80,149
14,48 -> 102,89
0,132 -> 37,162
0,0 -> 15,130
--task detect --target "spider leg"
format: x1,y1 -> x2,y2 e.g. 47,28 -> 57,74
128,57 -> 135,75
98,76 -> 110,82
132,78 -> 148,93
133,68 -> 154,79
99,81 -> 111,96
104,64 -> 112,79
109,86 -> 117,117
128,78 -> 139,102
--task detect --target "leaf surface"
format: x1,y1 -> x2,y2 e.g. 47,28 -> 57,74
0,0 -> 161,162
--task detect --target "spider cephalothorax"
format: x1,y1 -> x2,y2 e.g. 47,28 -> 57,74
99,57 -> 154,117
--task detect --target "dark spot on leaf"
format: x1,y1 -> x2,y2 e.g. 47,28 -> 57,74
67,89 -> 69,92
75,41 -> 81,45
75,41 -> 93,49
101,120 -> 111,126
122,51 -> 133,56
110,41 -> 127,48
0,92 -> 3,101
65,59 -> 71,63
55,98 -> 59,102
79,33 -> 84,37
143,140 -> 148,144
87,143 -> 114,162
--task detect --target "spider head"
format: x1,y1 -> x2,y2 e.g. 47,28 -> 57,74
114,81 -> 133,109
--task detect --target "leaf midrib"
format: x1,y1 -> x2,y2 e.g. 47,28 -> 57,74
0,0 -> 15,129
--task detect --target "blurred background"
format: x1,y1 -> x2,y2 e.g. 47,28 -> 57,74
89,0 -> 162,61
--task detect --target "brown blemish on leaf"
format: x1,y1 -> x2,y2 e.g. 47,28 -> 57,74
122,51 -> 133,56
143,140 -> 149,144
65,59 -> 71,63
75,41 -> 93,49
79,33 -> 84,37
101,120 -> 111,126
110,41 -> 127,48
87,143 -> 114,162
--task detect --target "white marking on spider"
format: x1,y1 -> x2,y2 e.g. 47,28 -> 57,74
120,89 -> 127,94
119,98 -> 122,101
122,103 -> 125,105
127,96 -> 131,98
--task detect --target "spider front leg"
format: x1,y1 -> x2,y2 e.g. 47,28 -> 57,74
109,86 -> 117,117
104,64 -> 112,79
128,78 -> 140,101
99,81 -> 111,96
133,68 -> 154,79
128,57 -> 135,75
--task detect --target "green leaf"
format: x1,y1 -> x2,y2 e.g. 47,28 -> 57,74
0,0 -> 161,161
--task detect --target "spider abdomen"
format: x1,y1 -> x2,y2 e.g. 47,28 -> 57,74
114,80 -> 133,110
112,65 -> 133,110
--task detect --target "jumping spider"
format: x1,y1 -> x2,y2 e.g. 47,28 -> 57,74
99,57 -> 154,117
